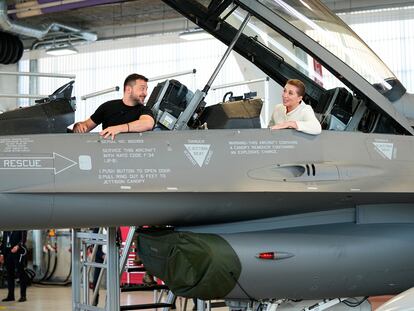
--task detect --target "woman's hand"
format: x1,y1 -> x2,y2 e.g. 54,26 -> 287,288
270,120 -> 298,130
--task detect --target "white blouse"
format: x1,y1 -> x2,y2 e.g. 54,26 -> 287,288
268,101 -> 322,135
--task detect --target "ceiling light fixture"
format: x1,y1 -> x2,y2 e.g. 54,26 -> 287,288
179,29 -> 213,41
46,44 -> 79,56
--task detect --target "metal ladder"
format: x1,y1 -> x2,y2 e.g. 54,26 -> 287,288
72,227 -> 120,311
72,226 -> 175,311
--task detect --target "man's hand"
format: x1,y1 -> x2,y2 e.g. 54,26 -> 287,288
0,254 -> 4,265
100,125 -> 124,140
73,118 -> 96,133
73,122 -> 89,133
11,245 -> 19,253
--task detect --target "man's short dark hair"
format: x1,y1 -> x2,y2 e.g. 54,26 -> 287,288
124,73 -> 148,91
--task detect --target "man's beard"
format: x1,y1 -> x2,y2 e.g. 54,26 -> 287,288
131,94 -> 144,105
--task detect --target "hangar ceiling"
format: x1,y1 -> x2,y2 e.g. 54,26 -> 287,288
2,0 -> 414,51
323,0 -> 414,12
5,0 -> 178,30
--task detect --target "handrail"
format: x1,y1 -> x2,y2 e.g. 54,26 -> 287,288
0,71 -> 75,79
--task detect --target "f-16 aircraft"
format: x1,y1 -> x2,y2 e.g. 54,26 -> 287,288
1,0 -> 414,310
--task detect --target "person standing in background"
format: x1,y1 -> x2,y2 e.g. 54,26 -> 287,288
0,230 -> 28,302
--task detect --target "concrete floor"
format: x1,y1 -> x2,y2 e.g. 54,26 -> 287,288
0,285 -> 173,311
0,285 -> 392,311
0,285 -> 218,311
0,285 -> 73,310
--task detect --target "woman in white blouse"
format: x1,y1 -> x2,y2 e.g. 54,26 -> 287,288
268,79 -> 322,135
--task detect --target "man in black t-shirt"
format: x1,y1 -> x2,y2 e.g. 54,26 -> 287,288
73,73 -> 155,139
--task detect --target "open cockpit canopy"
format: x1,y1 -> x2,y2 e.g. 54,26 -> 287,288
163,0 -> 414,135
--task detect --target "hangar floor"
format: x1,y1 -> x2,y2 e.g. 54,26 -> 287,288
0,286 -> 391,310
0,285 -> 190,311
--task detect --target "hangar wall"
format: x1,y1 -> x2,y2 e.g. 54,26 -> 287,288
0,63 -> 18,111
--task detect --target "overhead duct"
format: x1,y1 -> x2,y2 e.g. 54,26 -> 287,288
0,30 -> 23,64
31,32 -> 92,52
0,0 -> 97,41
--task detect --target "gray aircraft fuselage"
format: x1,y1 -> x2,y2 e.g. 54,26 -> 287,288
0,129 -> 413,230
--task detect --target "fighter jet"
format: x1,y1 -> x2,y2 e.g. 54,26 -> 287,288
1,0 -> 414,310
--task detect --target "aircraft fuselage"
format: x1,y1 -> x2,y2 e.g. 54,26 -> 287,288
1,129 -> 413,230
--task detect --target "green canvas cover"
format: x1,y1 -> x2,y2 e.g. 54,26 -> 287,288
137,231 -> 241,299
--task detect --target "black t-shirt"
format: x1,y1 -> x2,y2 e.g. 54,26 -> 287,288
90,99 -> 154,130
